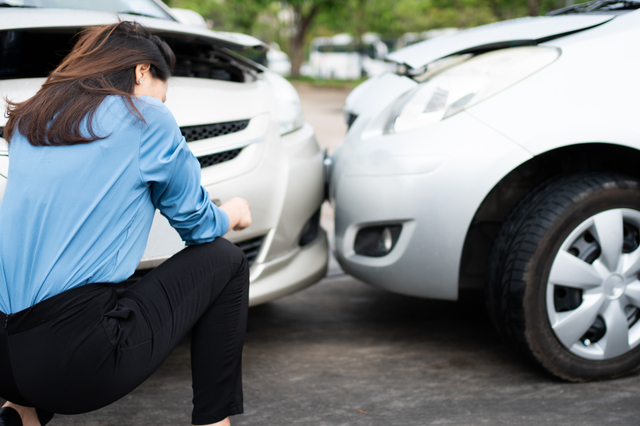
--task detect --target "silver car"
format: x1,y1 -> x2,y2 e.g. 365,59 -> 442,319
330,2 -> 640,380
0,0 -> 328,306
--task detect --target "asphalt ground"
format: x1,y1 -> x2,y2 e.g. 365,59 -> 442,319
5,83 -> 640,425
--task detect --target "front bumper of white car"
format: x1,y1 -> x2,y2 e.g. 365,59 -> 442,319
329,110 -> 531,301
141,121 -> 328,307
241,122 -> 328,306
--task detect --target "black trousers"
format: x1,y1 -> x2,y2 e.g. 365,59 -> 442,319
0,238 -> 249,425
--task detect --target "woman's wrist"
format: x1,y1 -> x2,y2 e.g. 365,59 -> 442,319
219,204 -> 238,232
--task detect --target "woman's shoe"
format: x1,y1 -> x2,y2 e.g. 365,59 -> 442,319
0,407 -> 22,426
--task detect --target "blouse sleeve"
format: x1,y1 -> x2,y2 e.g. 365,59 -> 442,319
138,98 -> 229,245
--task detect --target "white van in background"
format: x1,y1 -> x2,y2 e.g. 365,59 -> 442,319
309,33 -> 393,80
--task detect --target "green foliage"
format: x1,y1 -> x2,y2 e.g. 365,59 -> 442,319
313,0 -> 499,38
166,0 -> 266,33
162,0 -> 579,63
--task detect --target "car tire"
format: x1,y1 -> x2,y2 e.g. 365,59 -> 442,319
487,173 -> 640,381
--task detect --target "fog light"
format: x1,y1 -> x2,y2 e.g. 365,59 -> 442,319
354,225 -> 402,257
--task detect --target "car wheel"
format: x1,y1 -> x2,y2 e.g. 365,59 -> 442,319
487,173 -> 640,381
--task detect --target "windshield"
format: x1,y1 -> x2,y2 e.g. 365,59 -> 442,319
0,0 -> 175,20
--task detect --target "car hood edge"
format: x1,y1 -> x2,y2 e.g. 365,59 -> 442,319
0,8 -> 266,51
386,15 -> 614,70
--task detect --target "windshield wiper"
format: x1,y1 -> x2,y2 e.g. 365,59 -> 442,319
547,0 -> 640,15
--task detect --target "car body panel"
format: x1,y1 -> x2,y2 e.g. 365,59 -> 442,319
331,111 -> 531,300
141,122 -> 328,306
467,11 -> 640,155
331,11 -> 640,300
386,15 -> 613,70
0,8 -> 265,51
249,228 -> 328,306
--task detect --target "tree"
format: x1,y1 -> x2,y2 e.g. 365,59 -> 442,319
527,0 -> 541,15
276,0 -> 342,76
167,0 -> 340,76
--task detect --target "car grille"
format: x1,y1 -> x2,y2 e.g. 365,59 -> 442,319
235,235 -> 265,267
180,119 -> 249,143
197,148 -> 242,168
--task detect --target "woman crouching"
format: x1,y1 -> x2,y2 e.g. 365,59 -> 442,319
0,21 -> 251,426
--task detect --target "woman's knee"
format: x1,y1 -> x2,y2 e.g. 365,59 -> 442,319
193,238 -> 249,288
226,241 -> 249,292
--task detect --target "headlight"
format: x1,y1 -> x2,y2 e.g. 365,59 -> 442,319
385,46 -> 560,134
264,72 -> 305,136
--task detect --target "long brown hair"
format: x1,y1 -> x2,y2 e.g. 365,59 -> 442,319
4,21 -> 175,146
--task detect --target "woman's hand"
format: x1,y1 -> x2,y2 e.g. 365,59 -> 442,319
219,198 -> 252,232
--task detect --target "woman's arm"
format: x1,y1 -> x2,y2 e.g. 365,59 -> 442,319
138,99 -> 233,243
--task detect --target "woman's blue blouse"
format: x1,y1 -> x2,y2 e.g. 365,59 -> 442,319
0,95 -> 229,314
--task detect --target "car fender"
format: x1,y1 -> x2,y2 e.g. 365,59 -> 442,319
467,12 -> 640,155
331,111 -> 533,300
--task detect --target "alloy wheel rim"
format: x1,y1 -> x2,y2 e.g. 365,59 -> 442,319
546,208 -> 640,360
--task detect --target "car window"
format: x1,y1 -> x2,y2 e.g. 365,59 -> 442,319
1,0 -> 174,20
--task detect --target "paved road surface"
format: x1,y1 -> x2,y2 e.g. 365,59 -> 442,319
6,83 -> 640,426
31,280 -> 640,425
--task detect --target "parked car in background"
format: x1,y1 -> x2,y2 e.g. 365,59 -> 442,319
0,0 -> 328,306
330,2 -> 640,380
309,33 -> 393,80
266,43 -> 292,77
309,34 -> 362,80
359,33 -> 395,78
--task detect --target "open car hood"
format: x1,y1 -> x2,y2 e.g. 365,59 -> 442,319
386,15 -> 613,70
0,8 -> 266,51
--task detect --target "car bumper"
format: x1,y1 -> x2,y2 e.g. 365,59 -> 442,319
249,227 -> 328,306
246,122 -> 329,306
141,122 -> 328,305
330,111 -> 531,300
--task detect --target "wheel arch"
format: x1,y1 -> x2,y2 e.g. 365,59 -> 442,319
459,142 -> 640,291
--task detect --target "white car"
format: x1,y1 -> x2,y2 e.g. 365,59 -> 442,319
330,2 -> 640,380
0,0 -> 328,306
308,33 -> 393,80
266,44 -> 292,77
